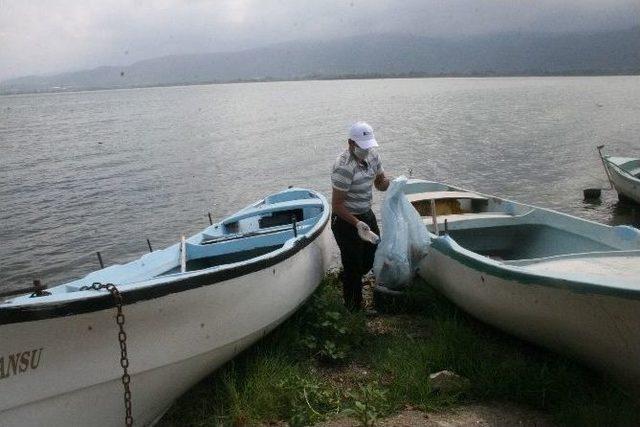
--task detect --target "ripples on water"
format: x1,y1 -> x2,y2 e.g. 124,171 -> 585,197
1,77 -> 639,291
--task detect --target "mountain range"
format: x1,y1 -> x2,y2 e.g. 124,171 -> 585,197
2,28 -> 639,94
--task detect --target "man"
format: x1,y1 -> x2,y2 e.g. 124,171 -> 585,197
331,121 -> 390,310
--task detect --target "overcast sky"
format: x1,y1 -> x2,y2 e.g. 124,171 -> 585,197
1,0 -> 638,81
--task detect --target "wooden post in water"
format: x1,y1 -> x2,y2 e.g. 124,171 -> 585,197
96,252 -> 104,269
597,145 -> 614,190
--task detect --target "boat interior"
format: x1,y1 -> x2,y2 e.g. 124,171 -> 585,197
12,189 -> 327,299
607,157 -> 640,178
403,180 -> 640,265
446,224 -> 616,261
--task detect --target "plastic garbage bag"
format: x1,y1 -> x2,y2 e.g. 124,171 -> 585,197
373,176 -> 431,289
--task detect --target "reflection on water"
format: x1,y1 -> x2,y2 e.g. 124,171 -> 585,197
581,190 -> 640,228
1,76 -> 640,291
610,199 -> 640,227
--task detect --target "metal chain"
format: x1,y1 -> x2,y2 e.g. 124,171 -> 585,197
80,282 -> 133,426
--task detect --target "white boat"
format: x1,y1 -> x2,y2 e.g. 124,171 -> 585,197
0,187 -> 332,426
402,179 -> 640,386
601,154 -> 640,204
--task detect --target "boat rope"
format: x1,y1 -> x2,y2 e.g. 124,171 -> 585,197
596,144 -> 614,190
0,280 -> 50,299
79,282 -> 133,427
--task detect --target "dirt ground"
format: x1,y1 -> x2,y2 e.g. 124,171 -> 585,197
314,282 -> 556,427
315,403 -> 555,427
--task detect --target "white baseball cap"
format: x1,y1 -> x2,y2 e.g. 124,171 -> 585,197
349,121 -> 378,149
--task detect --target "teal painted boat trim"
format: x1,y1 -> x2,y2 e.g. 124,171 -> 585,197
430,236 -> 640,300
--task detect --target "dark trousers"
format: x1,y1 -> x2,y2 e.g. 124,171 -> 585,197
331,209 -> 380,310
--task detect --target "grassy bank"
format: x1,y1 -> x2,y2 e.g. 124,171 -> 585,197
160,274 -> 639,426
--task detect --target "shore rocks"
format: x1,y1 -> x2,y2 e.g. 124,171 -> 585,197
428,370 -> 470,394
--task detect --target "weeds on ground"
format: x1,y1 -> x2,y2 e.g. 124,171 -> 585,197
276,374 -> 342,426
160,274 -> 366,426
343,383 -> 388,427
298,279 -> 366,363
366,282 -> 640,425
161,275 -> 640,426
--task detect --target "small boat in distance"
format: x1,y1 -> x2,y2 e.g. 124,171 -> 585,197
598,145 -> 640,204
402,179 -> 640,387
0,187 -> 332,426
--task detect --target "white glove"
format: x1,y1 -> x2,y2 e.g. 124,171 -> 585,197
356,221 -> 380,244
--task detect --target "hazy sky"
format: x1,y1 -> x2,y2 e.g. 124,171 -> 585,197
1,0 -> 638,81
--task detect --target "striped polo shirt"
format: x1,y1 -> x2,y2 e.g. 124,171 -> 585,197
331,148 -> 384,214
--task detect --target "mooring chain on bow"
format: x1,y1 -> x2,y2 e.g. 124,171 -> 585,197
80,282 -> 133,427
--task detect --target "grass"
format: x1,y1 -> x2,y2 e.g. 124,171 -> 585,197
159,273 -> 640,426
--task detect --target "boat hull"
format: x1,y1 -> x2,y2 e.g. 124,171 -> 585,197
419,243 -> 640,385
605,158 -> 640,204
0,226 -> 333,426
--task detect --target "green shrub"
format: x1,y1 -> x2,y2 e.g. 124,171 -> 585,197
161,275 -> 640,427
343,383 -> 388,427
297,275 -> 366,363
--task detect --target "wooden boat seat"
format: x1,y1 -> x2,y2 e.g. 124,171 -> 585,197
221,199 -> 323,226
405,191 -> 488,203
408,191 -> 489,217
201,222 -> 306,245
422,212 -> 515,225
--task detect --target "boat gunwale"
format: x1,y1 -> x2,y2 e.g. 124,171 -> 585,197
430,235 -> 640,300
604,156 -> 640,183
406,178 -> 628,237
0,190 -> 330,325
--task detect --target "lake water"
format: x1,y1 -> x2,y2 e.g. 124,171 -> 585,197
1,76 -> 640,292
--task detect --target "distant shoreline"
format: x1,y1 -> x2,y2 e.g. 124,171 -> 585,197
2,70 -> 639,96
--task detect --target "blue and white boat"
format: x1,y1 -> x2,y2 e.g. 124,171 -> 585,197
403,179 -> 640,386
0,187 -> 332,427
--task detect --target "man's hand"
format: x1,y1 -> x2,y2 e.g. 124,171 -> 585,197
356,221 -> 380,244
374,172 -> 390,191
356,221 -> 371,234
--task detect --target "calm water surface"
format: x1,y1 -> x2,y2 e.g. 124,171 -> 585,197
1,76 -> 640,291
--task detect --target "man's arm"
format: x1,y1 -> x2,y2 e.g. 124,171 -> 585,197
374,171 -> 390,191
332,188 -> 360,226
